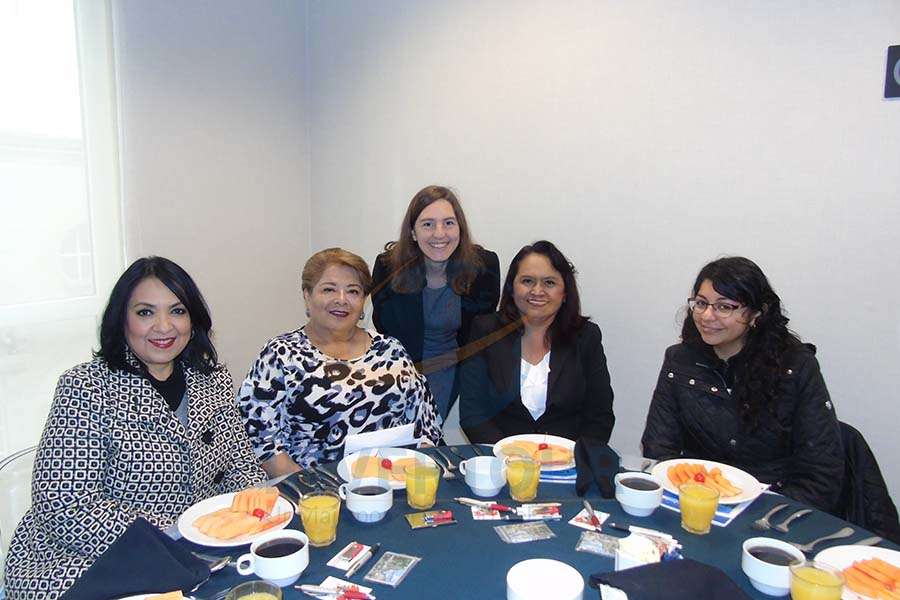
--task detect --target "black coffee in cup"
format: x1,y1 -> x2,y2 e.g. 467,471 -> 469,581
748,546 -> 801,566
619,477 -> 661,491
256,538 -> 305,558
351,485 -> 389,496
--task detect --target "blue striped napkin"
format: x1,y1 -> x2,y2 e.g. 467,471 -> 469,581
540,466 -> 577,484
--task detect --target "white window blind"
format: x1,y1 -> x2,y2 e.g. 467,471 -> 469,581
0,0 -> 123,458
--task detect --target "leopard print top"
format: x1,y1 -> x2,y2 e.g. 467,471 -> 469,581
237,328 -> 442,468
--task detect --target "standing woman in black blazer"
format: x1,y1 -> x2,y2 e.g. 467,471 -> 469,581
372,185 -> 500,420
459,240 -> 615,444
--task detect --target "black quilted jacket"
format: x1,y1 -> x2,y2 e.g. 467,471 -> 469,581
641,342 -> 844,513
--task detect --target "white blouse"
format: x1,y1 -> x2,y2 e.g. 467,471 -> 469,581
520,351 -> 551,421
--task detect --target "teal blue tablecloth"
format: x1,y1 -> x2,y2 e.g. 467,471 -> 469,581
178,446 -> 898,599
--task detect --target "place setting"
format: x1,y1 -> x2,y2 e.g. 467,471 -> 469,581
119,443 -> 899,600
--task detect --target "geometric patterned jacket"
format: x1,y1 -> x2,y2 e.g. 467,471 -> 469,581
3,356 -> 266,599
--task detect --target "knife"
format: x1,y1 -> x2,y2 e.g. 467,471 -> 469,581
434,447 -> 457,469
314,465 -> 342,487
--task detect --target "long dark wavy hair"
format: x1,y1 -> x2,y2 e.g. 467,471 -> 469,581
499,240 -> 588,345
681,256 -> 801,428
95,256 -> 219,375
384,185 -> 485,295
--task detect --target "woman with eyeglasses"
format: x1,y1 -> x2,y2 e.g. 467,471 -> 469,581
641,256 -> 844,512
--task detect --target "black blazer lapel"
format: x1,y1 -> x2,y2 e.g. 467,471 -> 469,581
546,339 -> 574,411
487,326 -> 521,397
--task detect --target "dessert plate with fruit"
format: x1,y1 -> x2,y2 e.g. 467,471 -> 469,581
651,458 -> 765,505
177,487 -> 294,547
493,434 -> 576,472
337,447 -> 437,490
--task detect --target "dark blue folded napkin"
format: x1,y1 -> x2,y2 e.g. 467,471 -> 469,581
61,517 -> 209,600
589,558 -> 751,600
575,437 -> 620,498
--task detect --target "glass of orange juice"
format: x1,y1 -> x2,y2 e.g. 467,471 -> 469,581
678,482 -> 719,534
790,561 -> 844,600
405,462 -> 440,509
299,490 -> 341,547
506,457 -> 540,502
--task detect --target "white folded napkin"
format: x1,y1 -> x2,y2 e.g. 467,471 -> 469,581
343,423 -> 417,456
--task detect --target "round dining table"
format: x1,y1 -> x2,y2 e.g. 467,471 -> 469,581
177,445 -> 899,599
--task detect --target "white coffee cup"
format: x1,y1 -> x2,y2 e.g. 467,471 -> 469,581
236,529 -> 309,587
614,471 -> 664,517
338,477 -> 393,523
459,456 -> 507,497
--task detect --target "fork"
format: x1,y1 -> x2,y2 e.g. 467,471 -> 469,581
751,503 -> 789,531
790,526 -> 855,553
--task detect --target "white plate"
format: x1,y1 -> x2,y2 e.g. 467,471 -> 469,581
815,545 -> 900,600
176,491 -> 295,548
650,458 -> 765,505
336,447 -> 436,490
493,434 -> 576,472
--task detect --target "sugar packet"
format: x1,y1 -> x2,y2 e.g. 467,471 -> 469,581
327,541 -> 370,570
494,521 -> 556,544
363,551 -> 421,588
575,530 -> 619,557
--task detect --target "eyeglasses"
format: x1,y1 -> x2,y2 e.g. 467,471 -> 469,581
687,298 -> 743,318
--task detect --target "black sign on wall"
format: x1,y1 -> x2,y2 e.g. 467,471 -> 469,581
886,45 -> 900,99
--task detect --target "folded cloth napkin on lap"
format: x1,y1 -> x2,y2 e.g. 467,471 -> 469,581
61,517 -> 209,600
589,558 -> 751,600
575,437 -> 620,498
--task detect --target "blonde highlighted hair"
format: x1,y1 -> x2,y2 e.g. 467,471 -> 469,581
301,248 -> 373,294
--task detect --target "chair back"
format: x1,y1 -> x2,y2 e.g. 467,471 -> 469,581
0,445 -> 37,591
838,422 -> 900,544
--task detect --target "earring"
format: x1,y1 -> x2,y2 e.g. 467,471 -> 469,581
359,310 -> 365,321
305,308 -> 310,317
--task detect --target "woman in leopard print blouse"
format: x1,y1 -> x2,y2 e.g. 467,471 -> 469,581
238,248 -> 442,476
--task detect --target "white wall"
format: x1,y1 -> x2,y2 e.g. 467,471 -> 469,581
112,0 -> 311,376
307,1 -> 900,496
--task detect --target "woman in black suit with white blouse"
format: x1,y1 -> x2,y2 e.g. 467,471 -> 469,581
459,241 -> 615,444
372,185 -> 500,420
4,257 -> 264,599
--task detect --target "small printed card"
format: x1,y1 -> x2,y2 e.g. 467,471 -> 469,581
363,551 -> 421,588
568,507 -> 611,530
405,510 -> 456,529
494,521 -> 556,544
471,502 -> 563,521
327,541 -> 371,570
319,577 -> 374,595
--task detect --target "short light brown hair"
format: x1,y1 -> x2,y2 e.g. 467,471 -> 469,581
301,248 -> 372,295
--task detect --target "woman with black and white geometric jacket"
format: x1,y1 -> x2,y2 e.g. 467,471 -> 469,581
3,257 -> 265,600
